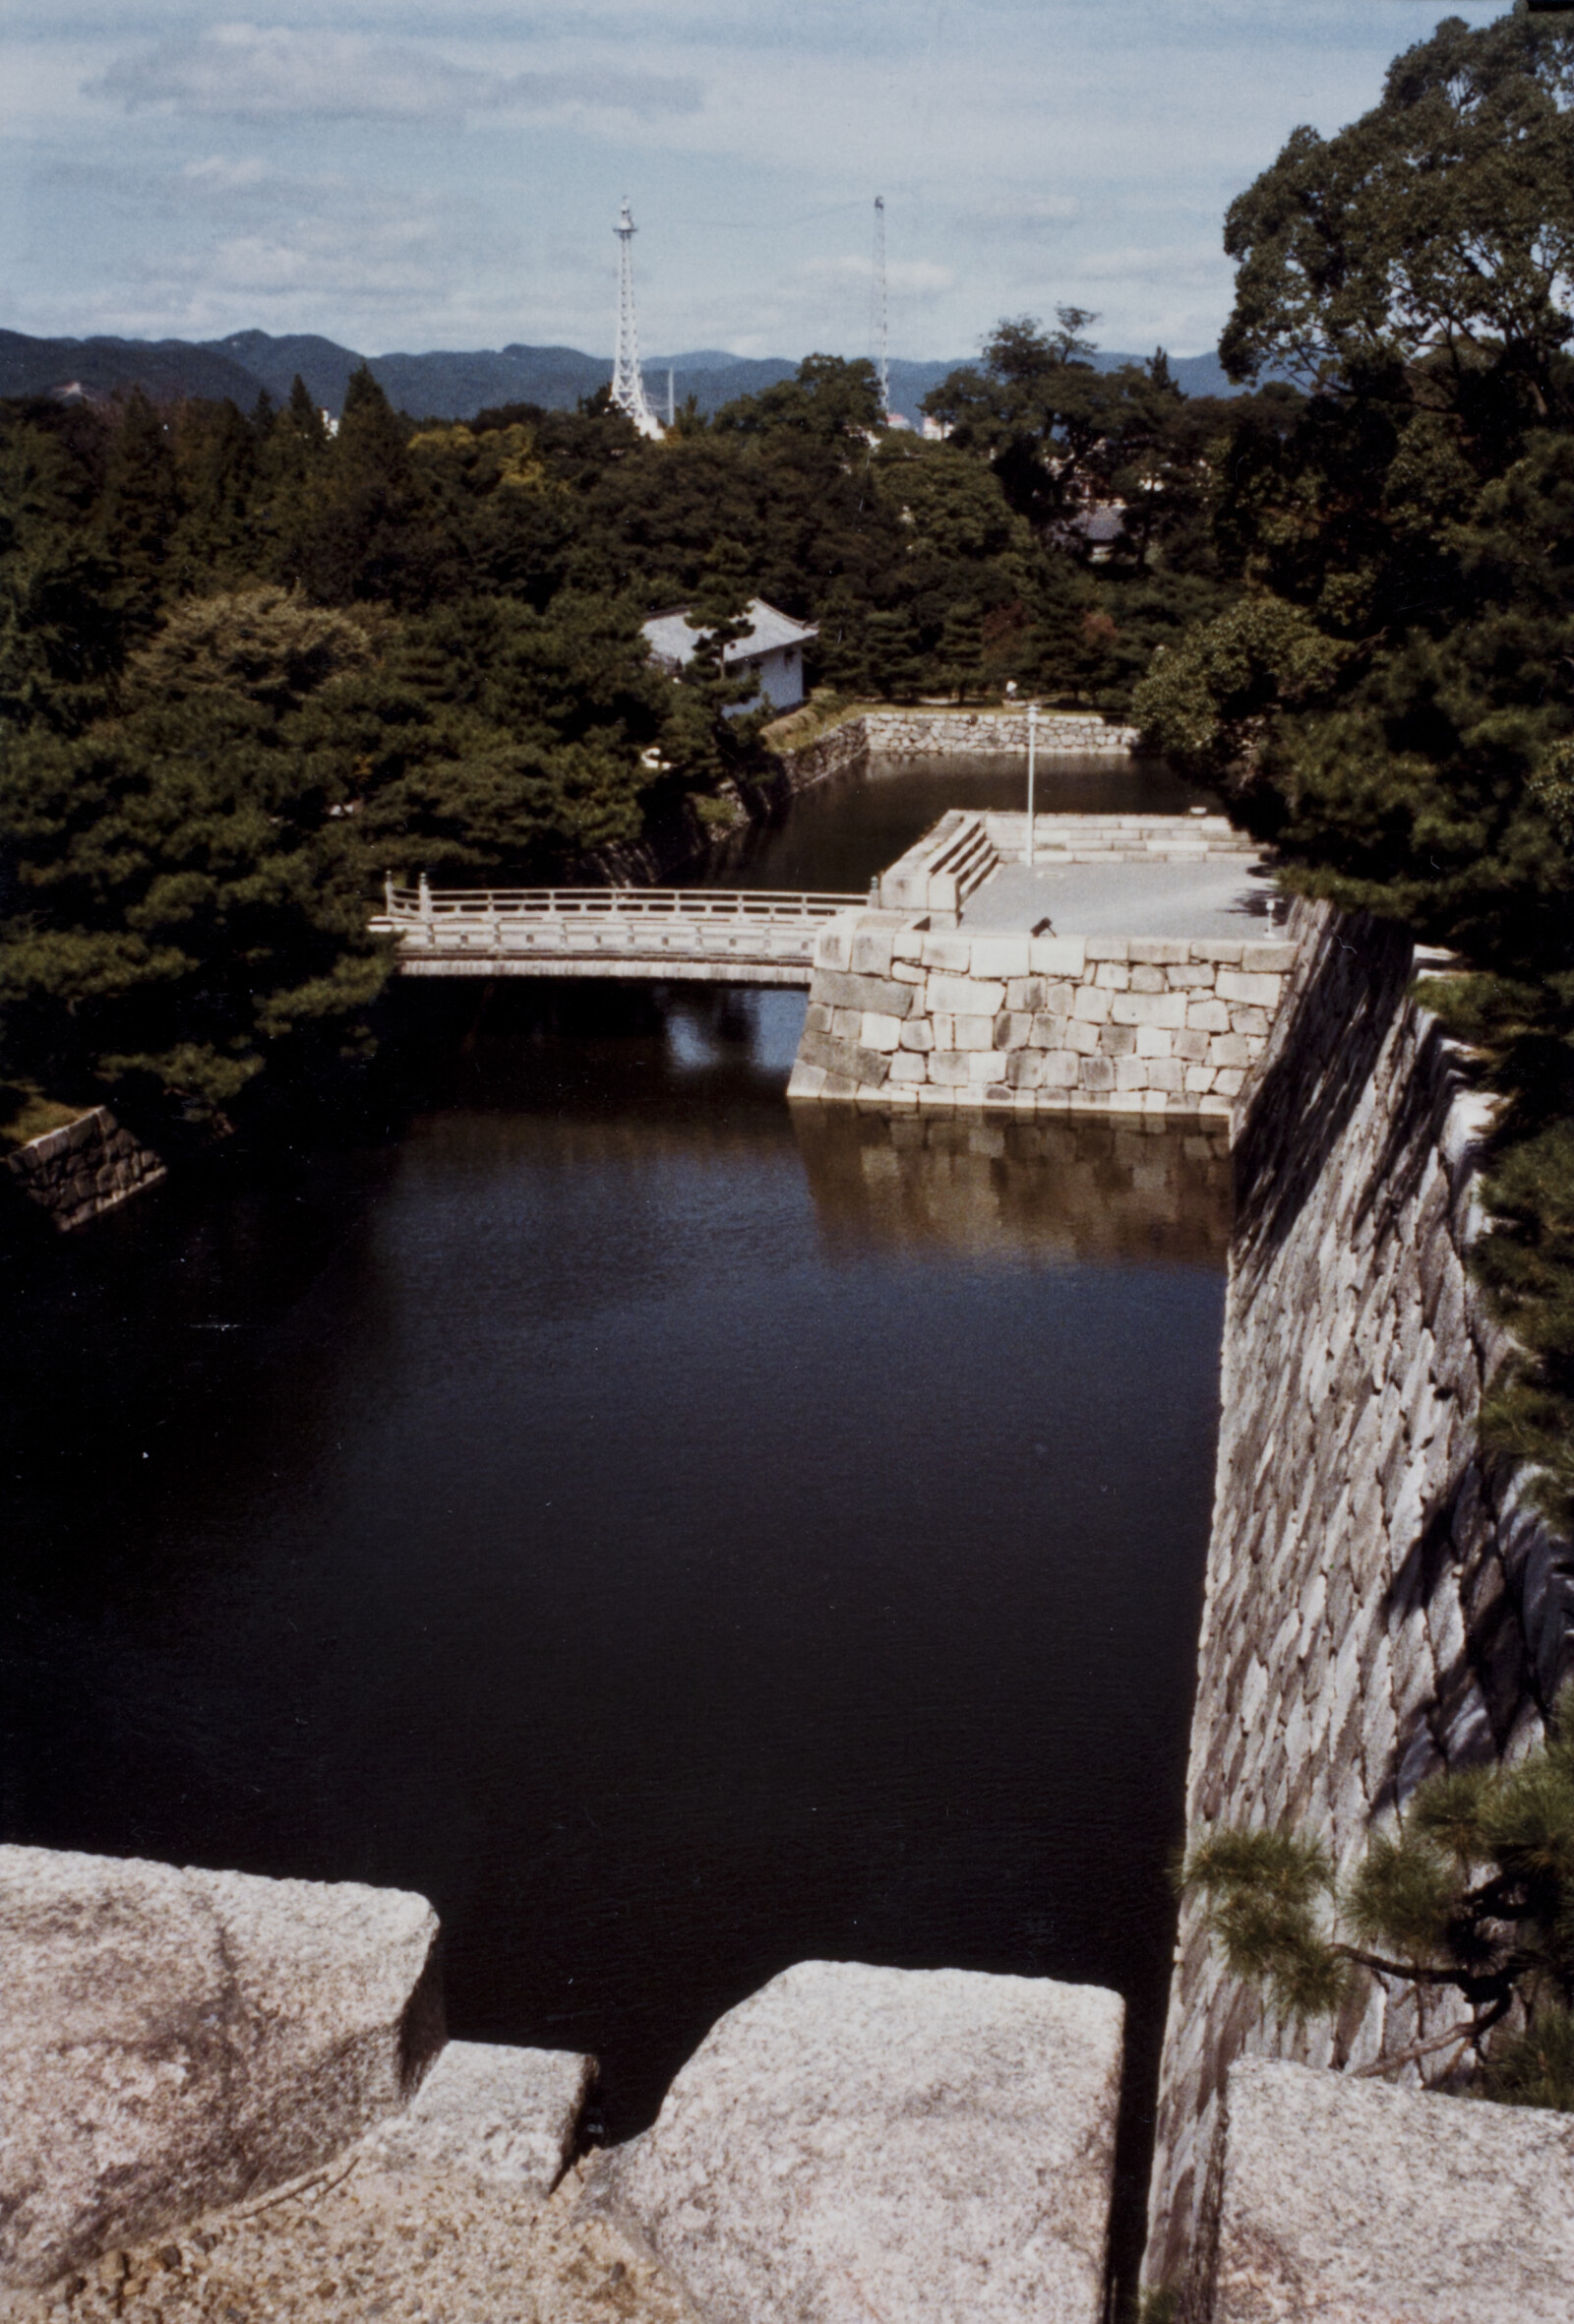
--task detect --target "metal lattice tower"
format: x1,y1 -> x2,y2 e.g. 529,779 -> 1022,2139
611,199 -> 663,439
870,195 -> 889,422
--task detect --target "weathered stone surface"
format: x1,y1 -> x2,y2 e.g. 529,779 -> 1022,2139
0,1846 -> 443,2289
1209,2059 -> 1574,2323
928,973 -> 1005,1015
354,2041 -> 592,2199
795,1029 -> 891,1088
1214,969 -> 1283,1009
1111,990 -> 1186,1029
953,1012 -> 999,1050
968,935 -> 1031,979
596,1960 -> 1123,2324
810,968 -> 917,1019
1031,935 -> 1087,976
0,2142 -> 698,2324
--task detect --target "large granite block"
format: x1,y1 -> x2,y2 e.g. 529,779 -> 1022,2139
0,1845 -> 443,2290
795,1029 -> 890,1088
928,973 -> 1005,1015
811,968 -> 919,1019
1208,2058 -> 1574,2323
354,2040 -> 592,2198
594,1960 -> 1123,2324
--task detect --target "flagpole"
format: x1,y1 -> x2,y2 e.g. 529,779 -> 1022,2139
1026,701 -> 1039,868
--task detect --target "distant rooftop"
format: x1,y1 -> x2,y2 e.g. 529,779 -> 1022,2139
642,598 -> 818,670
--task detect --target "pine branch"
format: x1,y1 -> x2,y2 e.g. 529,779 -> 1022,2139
1351,2023 -> 1478,2078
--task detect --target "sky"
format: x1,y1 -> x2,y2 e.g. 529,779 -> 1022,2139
0,0 -> 1512,364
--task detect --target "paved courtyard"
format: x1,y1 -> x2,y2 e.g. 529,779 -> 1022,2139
960,855 -> 1288,941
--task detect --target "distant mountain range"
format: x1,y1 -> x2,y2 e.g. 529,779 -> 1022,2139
0,327 -> 1239,426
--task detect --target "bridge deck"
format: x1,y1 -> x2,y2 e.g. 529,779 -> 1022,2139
370,885 -> 866,984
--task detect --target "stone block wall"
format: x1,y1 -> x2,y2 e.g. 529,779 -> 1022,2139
858,709 -> 1140,756
788,912 -> 1296,1121
761,712 -> 871,790
4,1107 -> 166,1233
1143,900 -> 1574,2298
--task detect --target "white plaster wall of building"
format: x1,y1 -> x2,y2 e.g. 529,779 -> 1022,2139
640,599 -> 817,718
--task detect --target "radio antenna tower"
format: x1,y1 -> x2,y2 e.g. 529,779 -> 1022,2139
870,195 -> 890,423
611,199 -> 662,439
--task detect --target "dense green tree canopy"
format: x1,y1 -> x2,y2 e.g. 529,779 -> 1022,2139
0,589 -> 387,1117
1134,9 -> 1574,1516
0,334 -> 1270,1128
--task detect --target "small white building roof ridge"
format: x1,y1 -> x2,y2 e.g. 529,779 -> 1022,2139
641,597 -> 818,670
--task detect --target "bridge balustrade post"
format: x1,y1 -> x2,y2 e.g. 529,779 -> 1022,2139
418,872 -> 433,922
384,873 -> 394,916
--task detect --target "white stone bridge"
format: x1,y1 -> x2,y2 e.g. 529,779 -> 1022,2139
370,880 -> 868,985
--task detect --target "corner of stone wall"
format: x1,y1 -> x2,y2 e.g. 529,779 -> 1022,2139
789,908 -> 1296,1122
4,1107 -> 167,1233
1142,898 -> 1574,2295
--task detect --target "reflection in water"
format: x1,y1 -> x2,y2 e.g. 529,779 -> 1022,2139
794,1108 -> 1232,1266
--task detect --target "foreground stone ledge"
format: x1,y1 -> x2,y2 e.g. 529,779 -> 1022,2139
0,2094 -> 690,2324
0,1846 -> 443,2290
1202,2058 -> 1574,2323
591,1960 -> 1123,2324
354,2040 -> 594,2200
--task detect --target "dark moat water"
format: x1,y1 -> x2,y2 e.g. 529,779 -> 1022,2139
726,745 -> 1213,892
0,752 -> 1228,2285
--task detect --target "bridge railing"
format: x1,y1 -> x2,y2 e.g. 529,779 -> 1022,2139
375,882 -> 867,929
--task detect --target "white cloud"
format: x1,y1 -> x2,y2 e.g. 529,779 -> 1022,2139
90,25 -> 702,122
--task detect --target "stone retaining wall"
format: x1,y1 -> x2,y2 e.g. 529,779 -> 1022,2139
760,712 -> 871,791
788,913 -> 1296,1121
4,1107 -> 166,1233
859,709 -> 1139,757
1142,899 -> 1574,2298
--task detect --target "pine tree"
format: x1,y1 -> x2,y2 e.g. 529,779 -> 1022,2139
937,599 -> 986,702
99,389 -> 179,634
1180,1690 -> 1574,2106
1131,11 -> 1574,1523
